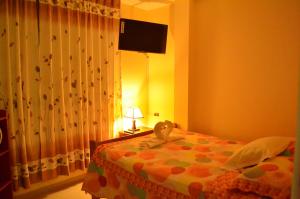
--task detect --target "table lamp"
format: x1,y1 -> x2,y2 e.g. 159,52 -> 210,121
124,106 -> 143,133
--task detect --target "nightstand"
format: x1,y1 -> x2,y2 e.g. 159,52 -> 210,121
119,127 -> 153,138
0,110 -> 13,199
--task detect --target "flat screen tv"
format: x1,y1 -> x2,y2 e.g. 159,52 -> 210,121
118,18 -> 168,54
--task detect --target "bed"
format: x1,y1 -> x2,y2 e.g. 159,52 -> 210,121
82,128 -> 295,199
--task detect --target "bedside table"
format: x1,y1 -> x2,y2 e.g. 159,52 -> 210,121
119,127 -> 153,138
0,110 -> 13,199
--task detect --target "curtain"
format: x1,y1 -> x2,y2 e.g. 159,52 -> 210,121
0,0 -> 122,190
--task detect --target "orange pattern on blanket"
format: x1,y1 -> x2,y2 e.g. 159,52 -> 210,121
147,167 -> 171,182
188,182 -> 203,197
205,171 -> 262,199
139,151 -> 157,160
125,151 -> 137,157
82,129 -> 294,199
194,146 -> 211,152
133,162 -> 144,175
230,155 -> 294,199
108,151 -> 123,161
107,170 -> 120,189
259,164 -> 279,171
187,165 -> 212,178
171,167 -> 185,174
83,173 -> 102,193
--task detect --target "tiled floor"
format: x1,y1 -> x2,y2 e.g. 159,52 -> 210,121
40,183 -> 90,199
14,170 -> 93,199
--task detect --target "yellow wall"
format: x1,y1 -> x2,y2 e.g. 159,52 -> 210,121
172,0 -> 190,130
147,7 -> 175,127
189,0 -> 300,141
120,4 -> 175,128
121,51 -> 149,129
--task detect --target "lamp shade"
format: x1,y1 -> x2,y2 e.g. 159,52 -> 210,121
124,107 -> 143,119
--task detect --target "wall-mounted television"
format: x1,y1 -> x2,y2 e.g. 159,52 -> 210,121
118,18 -> 168,54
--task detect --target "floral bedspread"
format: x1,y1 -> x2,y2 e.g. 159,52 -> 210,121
205,141 -> 295,199
231,142 -> 295,199
82,129 -> 245,198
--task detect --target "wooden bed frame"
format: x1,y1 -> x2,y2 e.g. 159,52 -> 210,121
89,130 -> 153,156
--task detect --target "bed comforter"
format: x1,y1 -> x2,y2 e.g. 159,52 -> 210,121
82,129 -> 294,199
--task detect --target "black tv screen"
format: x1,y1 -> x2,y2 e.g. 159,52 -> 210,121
118,18 -> 168,54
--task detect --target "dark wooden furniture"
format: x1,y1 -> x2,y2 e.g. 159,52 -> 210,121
0,110 -> 13,199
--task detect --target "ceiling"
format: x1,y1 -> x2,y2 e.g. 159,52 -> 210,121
121,0 -> 174,11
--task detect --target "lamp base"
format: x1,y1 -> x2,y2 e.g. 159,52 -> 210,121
125,119 -> 140,134
125,128 -> 140,134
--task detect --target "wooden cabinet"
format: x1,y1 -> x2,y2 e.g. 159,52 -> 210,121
0,110 -> 13,199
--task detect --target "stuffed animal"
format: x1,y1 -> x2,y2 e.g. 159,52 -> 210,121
154,120 -> 174,141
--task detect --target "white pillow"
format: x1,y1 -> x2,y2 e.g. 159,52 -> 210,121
223,136 -> 293,170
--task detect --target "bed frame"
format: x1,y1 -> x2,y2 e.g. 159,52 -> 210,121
89,130 -> 153,156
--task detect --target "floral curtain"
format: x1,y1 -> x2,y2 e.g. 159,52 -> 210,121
0,0 -> 122,190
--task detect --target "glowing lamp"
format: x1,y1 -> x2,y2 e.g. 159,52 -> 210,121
124,107 -> 143,133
